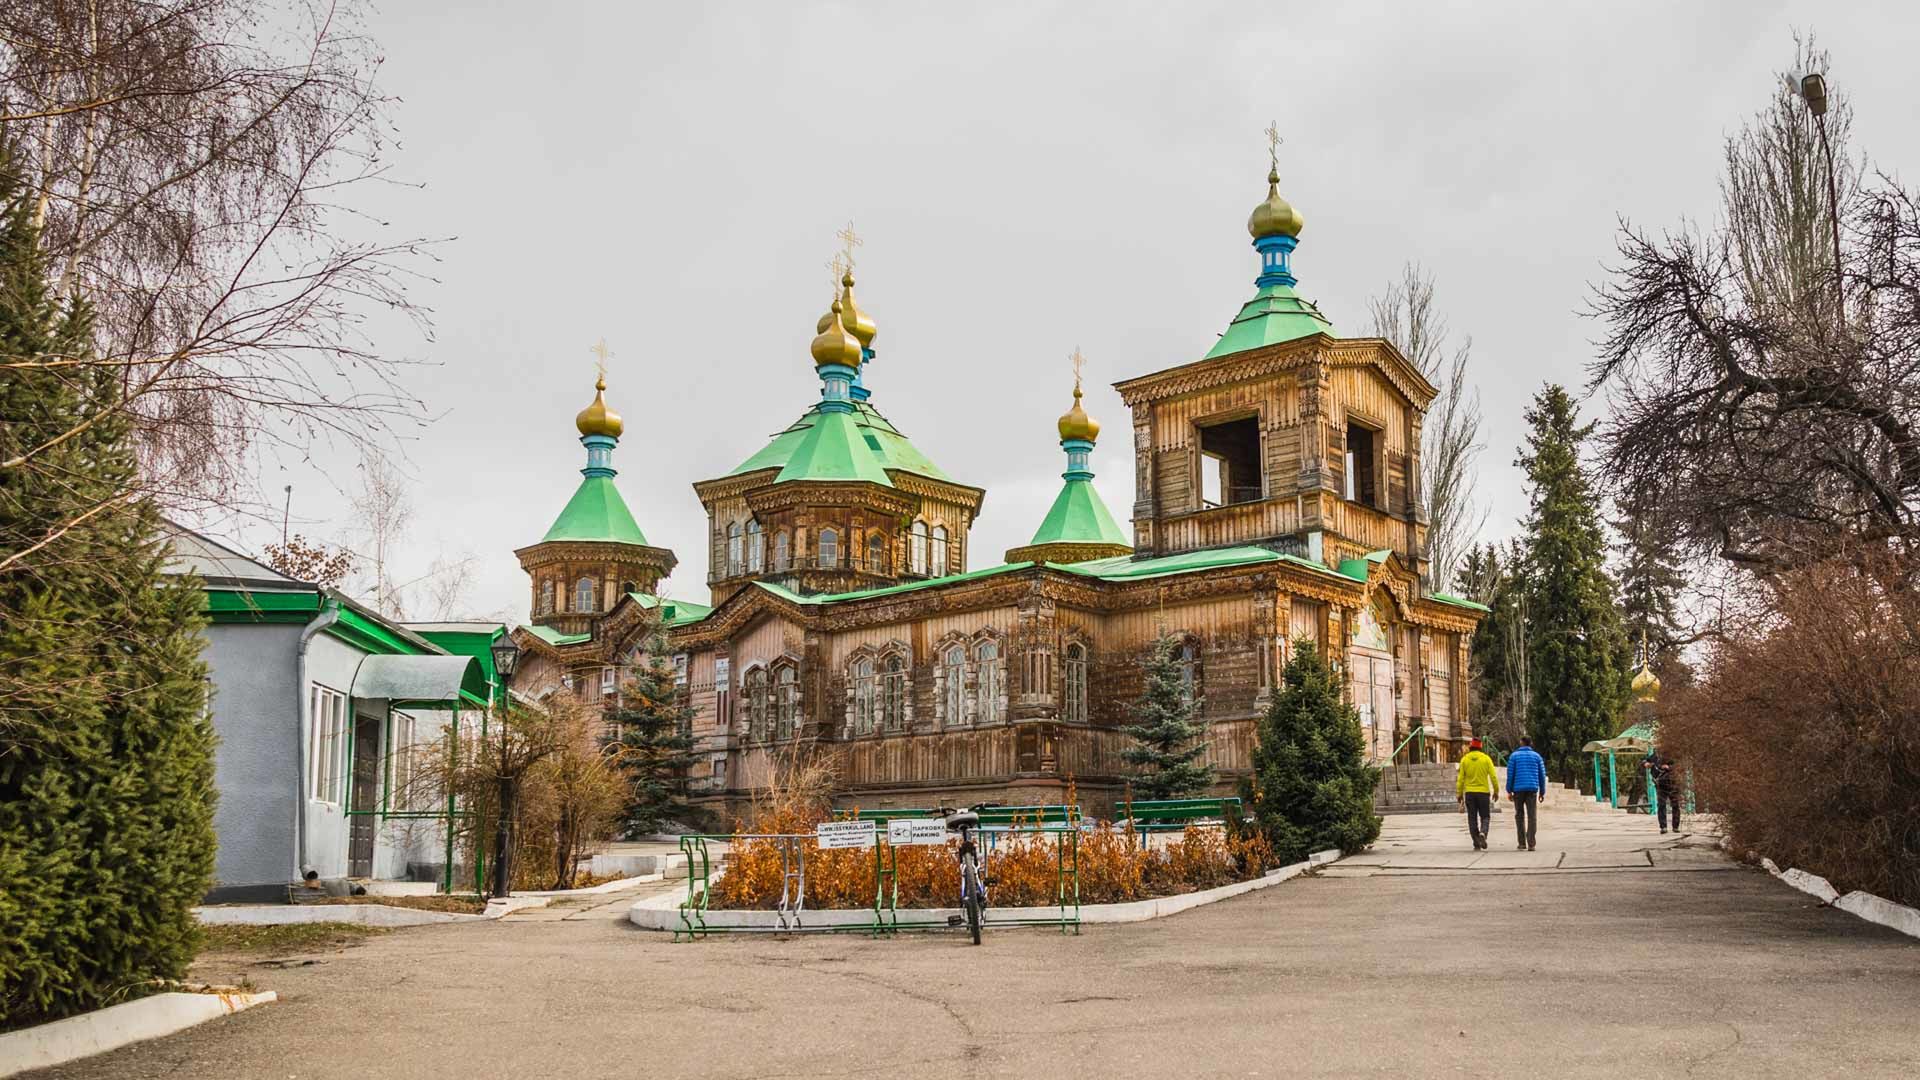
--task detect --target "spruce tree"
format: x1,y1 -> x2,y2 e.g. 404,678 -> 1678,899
0,156 -> 216,1024
1245,640 -> 1381,862
1120,633 -> 1214,799
606,634 -> 698,836
1516,385 -> 1631,781
1613,497 -> 1688,682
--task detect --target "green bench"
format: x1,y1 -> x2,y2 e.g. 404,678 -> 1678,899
831,804 -> 1083,828
1119,796 -> 1245,833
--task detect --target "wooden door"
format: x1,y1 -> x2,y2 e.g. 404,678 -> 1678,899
349,714 -> 379,878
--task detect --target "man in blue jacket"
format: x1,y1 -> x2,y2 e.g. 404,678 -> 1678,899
1506,736 -> 1548,851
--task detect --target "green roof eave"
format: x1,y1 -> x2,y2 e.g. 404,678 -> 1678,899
415,626 -> 507,690
325,605 -> 440,657
1203,282 -> 1335,360
202,587 -> 321,623
1428,592 -> 1492,613
524,623 -> 592,647
541,475 -> 649,545
1028,478 -> 1130,548
751,561 -> 1036,607
625,591 -> 713,628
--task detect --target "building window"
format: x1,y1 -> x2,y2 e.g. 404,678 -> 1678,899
774,530 -> 790,572
745,667 -> 769,741
1064,643 -> 1088,724
574,576 -> 595,612
746,520 -> 763,573
909,520 -> 929,574
882,655 -> 907,731
1196,414 -> 1263,508
726,522 -> 743,577
942,645 -> 967,726
600,666 -> 617,696
539,579 -> 554,615
931,525 -> 949,576
1344,420 -> 1379,506
819,527 -> 839,569
309,684 -> 348,803
673,653 -> 689,686
388,712 -> 422,810
852,657 -> 876,734
775,665 -> 798,739
866,531 -> 886,574
1178,640 -> 1202,702
976,640 -> 1003,724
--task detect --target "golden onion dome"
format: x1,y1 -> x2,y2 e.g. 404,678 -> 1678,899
1058,384 -> 1100,442
839,270 -> 877,349
1631,663 -> 1661,702
1247,165 -> 1305,240
810,299 -> 864,368
574,374 -> 624,438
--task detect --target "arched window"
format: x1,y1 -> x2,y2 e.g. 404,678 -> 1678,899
746,520 -> 763,573
1064,643 -> 1088,724
942,645 -> 967,726
775,665 -> 798,739
744,668 -> 769,740
866,531 -> 886,574
909,520 -> 929,574
539,579 -> 554,615
1178,640 -> 1201,701
976,640 -> 1003,724
726,522 -> 743,577
931,525 -> 949,576
774,531 -> 790,572
819,528 -> 839,569
852,657 -> 875,734
882,655 -> 907,731
574,577 -> 595,612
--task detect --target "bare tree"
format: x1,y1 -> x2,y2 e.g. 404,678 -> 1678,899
1590,42 -> 1920,572
1,0 -> 435,548
1369,263 -> 1487,592
345,452 -> 411,617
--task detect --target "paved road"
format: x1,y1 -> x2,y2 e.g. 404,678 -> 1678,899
22,807 -> 1920,1080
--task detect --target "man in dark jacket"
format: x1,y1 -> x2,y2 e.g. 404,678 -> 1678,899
1644,749 -> 1682,834
1505,736 -> 1547,851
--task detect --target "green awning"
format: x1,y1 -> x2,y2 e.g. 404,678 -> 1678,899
350,654 -> 488,709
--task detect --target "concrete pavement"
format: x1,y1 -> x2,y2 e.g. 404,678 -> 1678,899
18,803 -> 1920,1080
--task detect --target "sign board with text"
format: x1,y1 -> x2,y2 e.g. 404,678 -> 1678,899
815,820 -> 877,850
887,818 -> 949,847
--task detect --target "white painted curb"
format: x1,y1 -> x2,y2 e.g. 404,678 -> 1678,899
0,990 -> 276,1078
629,849 -> 1348,932
1757,858 -> 1920,941
518,873 -> 663,897
195,894 -> 550,927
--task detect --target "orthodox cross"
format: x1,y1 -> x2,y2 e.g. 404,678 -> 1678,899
1070,346 -> 1086,394
835,220 -> 862,269
590,337 -> 612,381
1265,120 -> 1283,172
827,253 -> 849,298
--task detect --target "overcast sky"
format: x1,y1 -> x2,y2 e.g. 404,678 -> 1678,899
212,1 -> 1920,625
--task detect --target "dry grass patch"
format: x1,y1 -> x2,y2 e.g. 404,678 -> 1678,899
197,923 -> 389,956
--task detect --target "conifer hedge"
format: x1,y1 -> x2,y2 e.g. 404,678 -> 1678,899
1245,640 -> 1382,863
0,157 -> 217,1028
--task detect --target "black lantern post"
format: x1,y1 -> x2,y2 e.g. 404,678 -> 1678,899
486,632 -> 521,898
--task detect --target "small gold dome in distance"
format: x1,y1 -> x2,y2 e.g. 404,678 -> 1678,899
810,300 -> 864,368
1247,165 -> 1305,239
1058,385 -> 1100,442
1631,663 -> 1662,702
575,374 -> 624,438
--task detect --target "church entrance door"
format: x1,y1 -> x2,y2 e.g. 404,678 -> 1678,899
1349,650 -> 1396,762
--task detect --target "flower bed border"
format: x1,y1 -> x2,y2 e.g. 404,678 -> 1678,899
628,848 -> 1343,934
194,894 -> 550,927
0,990 -> 276,1078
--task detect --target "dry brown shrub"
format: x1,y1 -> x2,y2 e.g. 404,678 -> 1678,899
1662,546 -> 1920,905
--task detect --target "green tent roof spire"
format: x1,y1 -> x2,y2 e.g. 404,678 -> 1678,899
1007,358 -> 1132,563
539,373 -> 651,545
1204,158 -> 1334,360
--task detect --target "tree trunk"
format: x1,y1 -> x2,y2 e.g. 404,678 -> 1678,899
490,776 -> 515,898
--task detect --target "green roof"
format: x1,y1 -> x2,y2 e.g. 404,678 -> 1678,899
541,475 -> 649,545
1428,592 -> 1492,613
627,591 -> 713,627
732,401 -> 953,487
525,624 -> 591,647
752,561 -> 1035,606
1203,282 -> 1334,360
1027,478 -> 1130,548
1057,545 -> 1295,581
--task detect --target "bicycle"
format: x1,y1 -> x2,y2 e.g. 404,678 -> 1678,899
941,806 -> 991,944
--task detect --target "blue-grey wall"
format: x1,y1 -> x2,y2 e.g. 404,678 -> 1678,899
203,621 -> 303,900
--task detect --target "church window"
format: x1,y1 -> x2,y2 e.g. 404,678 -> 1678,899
866,531 -> 886,573
539,580 -> 554,615
852,658 -> 876,734
976,640 -> 1003,724
745,667 -> 769,740
746,520 -> 763,573
1064,643 -> 1088,723
574,577 -> 595,612
775,665 -> 798,739
909,521 -> 929,574
931,525 -> 949,576
1197,415 -> 1263,508
726,522 -> 743,577
1344,420 -> 1380,507
774,531 -> 791,572
1177,639 -> 1201,702
819,528 -> 839,569
942,645 -> 967,726
882,656 -> 907,731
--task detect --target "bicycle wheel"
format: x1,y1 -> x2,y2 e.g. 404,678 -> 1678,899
961,855 -> 983,945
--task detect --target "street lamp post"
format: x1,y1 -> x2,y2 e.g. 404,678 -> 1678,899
487,633 -> 522,898
1788,70 -> 1844,321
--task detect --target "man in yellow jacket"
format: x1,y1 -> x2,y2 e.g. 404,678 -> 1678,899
1456,737 -> 1500,851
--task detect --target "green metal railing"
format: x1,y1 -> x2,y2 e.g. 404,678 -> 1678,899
1119,796 -> 1244,834
674,824 -> 1082,942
